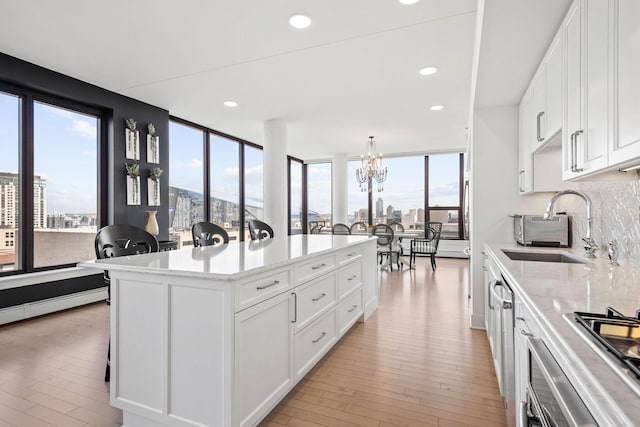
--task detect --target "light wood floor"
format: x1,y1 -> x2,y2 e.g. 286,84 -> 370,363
0,258 -> 505,427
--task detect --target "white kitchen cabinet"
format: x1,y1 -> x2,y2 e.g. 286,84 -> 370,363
545,34 -> 563,139
609,0 -> 640,166
530,68 -> 547,152
562,0 -> 610,179
235,291 -> 295,427
518,90 -> 533,194
513,300 -> 539,427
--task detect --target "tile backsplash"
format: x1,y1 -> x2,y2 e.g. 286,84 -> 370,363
554,178 -> 640,266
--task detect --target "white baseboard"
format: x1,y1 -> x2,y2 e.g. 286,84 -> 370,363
469,313 -> 485,330
0,287 -> 108,325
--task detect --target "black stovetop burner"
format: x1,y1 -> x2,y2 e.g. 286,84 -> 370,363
573,307 -> 640,380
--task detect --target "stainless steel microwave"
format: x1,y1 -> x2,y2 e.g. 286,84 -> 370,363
510,214 -> 570,247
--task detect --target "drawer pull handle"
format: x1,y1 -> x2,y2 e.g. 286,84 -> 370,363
312,332 -> 327,343
311,263 -> 327,270
347,304 -> 358,313
516,316 -> 525,321
520,329 -> 534,337
347,252 -> 358,257
312,293 -> 327,302
347,275 -> 357,281
257,280 -> 280,290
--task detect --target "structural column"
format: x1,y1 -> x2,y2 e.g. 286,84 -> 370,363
263,120 -> 288,237
332,153 -> 348,225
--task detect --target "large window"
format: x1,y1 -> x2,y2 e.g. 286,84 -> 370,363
0,92 -> 20,272
347,160 -> 369,225
373,156 -> 425,230
288,157 -> 303,234
306,162 -> 332,230
427,153 -> 463,239
33,101 -> 99,267
244,145 -> 264,240
210,134 -> 240,241
0,85 -> 104,275
168,121 -> 204,247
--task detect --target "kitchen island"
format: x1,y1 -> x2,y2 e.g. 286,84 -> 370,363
79,234 -> 377,427
484,242 -> 640,426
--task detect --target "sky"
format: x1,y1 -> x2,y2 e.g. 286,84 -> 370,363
0,92 -> 98,214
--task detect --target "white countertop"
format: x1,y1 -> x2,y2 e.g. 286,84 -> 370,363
79,234 -> 373,280
484,242 -> 640,426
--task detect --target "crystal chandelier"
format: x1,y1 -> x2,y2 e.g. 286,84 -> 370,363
355,136 -> 388,192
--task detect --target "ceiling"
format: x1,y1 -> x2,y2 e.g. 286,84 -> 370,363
0,0 -> 569,161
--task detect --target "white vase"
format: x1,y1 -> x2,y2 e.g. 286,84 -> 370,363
145,210 -> 159,236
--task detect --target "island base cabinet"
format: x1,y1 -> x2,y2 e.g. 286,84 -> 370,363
234,291 -> 295,427
294,309 -> 337,380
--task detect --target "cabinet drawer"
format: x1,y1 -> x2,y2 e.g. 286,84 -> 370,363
295,254 -> 335,285
295,274 -> 336,331
336,247 -> 362,265
235,269 -> 292,312
337,288 -> 362,337
294,309 -> 336,380
337,262 -> 361,299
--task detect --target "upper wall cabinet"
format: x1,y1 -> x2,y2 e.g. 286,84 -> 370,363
562,0 -> 610,180
609,0 -> 640,167
518,89 -> 533,194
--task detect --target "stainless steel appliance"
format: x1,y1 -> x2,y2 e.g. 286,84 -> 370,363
564,307 -> 640,397
524,337 -> 597,426
510,214 -> 570,247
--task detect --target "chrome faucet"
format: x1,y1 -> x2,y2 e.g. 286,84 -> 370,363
543,190 -> 596,258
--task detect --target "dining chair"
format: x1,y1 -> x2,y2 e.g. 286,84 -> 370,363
350,221 -> 369,234
372,223 -> 401,270
409,222 -> 443,271
192,221 -> 229,247
388,222 -> 405,255
94,224 -> 159,382
248,219 -> 274,240
310,225 -> 323,234
332,223 -> 351,235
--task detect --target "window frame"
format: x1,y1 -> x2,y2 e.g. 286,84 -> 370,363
0,81 -> 107,276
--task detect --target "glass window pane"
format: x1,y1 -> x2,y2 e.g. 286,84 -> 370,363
372,156 -> 424,231
429,209 -> 460,240
348,160 -> 369,225
428,153 -> 460,207
0,92 -> 20,272
33,101 -> 98,267
169,121 -> 204,248
210,134 -> 240,241
244,145 -> 263,240
307,163 -> 332,230
289,160 -> 303,234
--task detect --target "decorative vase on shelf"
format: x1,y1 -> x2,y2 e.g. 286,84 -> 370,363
145,210 -> 159,237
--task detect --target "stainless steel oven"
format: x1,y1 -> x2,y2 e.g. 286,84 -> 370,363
524,337 -> 597,427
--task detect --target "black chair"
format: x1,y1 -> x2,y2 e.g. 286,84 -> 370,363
248,219 -> 274,241
350,221 -> 368,234
310,225 -> 323,234
409,222 -> 443,271
332,223 -> 351,235
192,221 -> 229,247
372,224 -> 401,271
94,224 -> 159,382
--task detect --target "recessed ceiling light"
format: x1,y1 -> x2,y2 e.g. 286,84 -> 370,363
399,0 -> 420,4
223,101 -> 238,108
430,105 -> 444,111
289,15 -> 311,29
419,67 -> 438,76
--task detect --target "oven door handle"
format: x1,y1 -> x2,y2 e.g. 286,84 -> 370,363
528,337 -> 597,427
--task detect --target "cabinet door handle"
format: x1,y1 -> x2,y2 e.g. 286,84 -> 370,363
291,292 -> 297,323
347,304 -> 359,313
536,111 -> 545,142
312,293 -> 327,302
257,280 -> 280,290
574,129 -> 584,172
312,332 -> 327,343
347,274 -> 357,281
311,263 -> 327,270
570,131 -> 577,172
520,329 -> 535,337
519,170 -> 524,192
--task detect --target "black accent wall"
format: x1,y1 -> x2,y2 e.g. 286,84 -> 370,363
0,51 -> 170,307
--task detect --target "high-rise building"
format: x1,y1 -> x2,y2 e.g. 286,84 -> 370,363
376,197 -> 383,220
0,172 -> 47,229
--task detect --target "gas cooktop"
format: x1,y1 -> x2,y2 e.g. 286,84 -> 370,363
564,307 -> 640,397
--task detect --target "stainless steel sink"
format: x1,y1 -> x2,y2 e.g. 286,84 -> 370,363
502,250 -> 588,264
